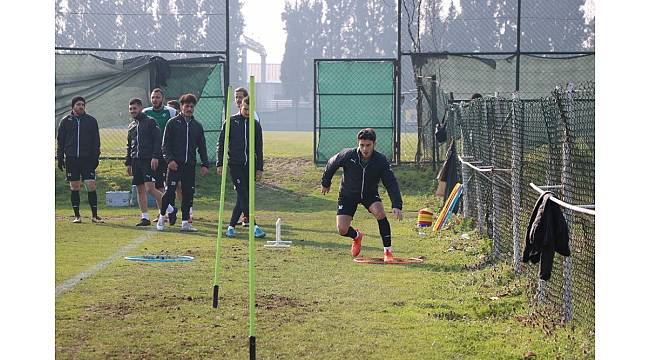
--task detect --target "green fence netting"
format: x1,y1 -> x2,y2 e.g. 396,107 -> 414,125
314,60 -> 396,163
55,52 -> 224,161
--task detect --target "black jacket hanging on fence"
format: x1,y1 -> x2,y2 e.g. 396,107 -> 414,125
435,111 -> 448,143
436,140 -> 460,211
522,192 -> 571,281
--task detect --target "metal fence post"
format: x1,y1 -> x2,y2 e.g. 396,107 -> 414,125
511,93 -> 523,274
490,98 -> 500,259
476,99 -> 486,238
459,107 -> 472,220
557,83 -> 575,323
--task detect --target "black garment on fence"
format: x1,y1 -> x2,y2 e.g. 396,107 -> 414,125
522,192 -> 571,280
437,140 -> 460,211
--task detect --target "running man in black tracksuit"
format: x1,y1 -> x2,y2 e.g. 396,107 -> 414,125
216,96 -> 266,238
56,96 -> 103,224
125,98 -> 165,227
320,128 -> 403,262
156,93 -> 209,232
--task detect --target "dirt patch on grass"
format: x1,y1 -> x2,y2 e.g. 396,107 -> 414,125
84,301 -> 136,320
258,293 -> 306,310
515,303 -> 567,335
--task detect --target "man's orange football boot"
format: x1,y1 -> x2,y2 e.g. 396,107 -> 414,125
351,229 -> 363,257
383,248 -> 394,263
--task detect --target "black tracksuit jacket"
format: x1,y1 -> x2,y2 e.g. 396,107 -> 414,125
56,111 -> 101,161
161,115 -> 209,167
321,148 -> 403,210
216,114 -> 264,171
124,113 -> 162,165
522,192 -> 571,280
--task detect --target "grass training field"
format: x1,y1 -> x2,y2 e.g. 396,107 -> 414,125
55,131 -> 594,359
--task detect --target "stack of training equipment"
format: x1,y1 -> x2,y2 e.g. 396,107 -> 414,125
416,207 -> 434,235
433,183 -> 462,231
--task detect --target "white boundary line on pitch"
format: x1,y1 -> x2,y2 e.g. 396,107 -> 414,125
55,229 -> 155,298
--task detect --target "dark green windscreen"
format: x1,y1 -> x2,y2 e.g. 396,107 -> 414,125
315,60 -> 395,163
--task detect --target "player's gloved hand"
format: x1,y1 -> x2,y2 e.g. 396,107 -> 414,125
58,158 -> 65,171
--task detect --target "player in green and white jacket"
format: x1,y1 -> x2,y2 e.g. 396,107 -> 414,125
143,88 -> 186,222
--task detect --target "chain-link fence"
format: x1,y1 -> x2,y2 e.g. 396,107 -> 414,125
55,1 -> 228,54
399,0 -> 594,54
401,53 -> 594,164
313,59 -> 397,164
451,82 -> 595,329
54,0 -> 233,162
398,0 -> 595,165
55,50 -> 225,161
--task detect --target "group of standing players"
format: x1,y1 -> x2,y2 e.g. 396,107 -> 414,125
57,88 -> 403,261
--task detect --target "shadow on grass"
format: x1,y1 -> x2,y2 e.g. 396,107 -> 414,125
276,223 -> 386,252
162,220 -> 385,252
289,239 -> 384,252
81,220 -> 159,233
415,261 -> 470,273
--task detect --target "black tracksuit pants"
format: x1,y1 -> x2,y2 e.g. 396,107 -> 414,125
228,164 -> 255,227
161,163 -> 196,221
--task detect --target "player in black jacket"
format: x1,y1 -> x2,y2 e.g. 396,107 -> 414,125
216,96 -> 266,238
320,128 -> 403,262
124,98 -> 165,226
56,96 -> 103,224
156,93 -> 209,232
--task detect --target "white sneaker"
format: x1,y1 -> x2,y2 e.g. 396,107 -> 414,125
225,226 -> 236,237
156,215 -> 165,231
180,222 -> 198,232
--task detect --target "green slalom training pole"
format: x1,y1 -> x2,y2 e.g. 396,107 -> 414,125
212,86 -> 234,308
248,76 -> 257,360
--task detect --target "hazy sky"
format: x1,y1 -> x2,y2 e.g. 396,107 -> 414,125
241,0 -> 594,64
241,0 -> 287,64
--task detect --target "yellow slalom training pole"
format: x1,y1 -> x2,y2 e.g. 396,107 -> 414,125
248,76 -> 257,359
212,87 -> 234,308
